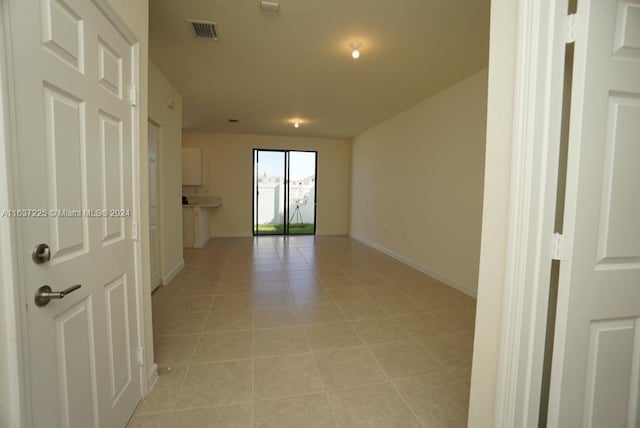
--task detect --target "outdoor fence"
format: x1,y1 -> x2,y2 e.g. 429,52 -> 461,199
255,182 -> 316,225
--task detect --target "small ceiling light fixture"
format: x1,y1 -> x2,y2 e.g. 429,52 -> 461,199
351,42 -> 362,59
288,118 -> 305,128
260,0 -> 279,15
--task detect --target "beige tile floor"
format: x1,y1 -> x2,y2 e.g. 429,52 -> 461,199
128,236 -> 476,428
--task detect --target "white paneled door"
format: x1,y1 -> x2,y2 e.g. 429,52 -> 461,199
8,0 -> 141,426
548,0 -> 640,427
148,122 -> 161,290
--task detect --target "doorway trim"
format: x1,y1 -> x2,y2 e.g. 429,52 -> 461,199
0,2 -> 26,425
147,119 -> 162,291
252,149 -> 318,236
494,0 -> 572,426
0,1 -> 150,426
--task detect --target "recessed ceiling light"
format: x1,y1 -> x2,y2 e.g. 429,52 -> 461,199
351,42 -> 362,59
228,118 -> 239,123
260,0 -> 279,15
288,118 -> 306,127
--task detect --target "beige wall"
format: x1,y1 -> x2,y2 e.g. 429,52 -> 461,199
468,0 -> 517,425
350,70 -> 488,296
182,132 -> 352,237
149,60 -> 184,281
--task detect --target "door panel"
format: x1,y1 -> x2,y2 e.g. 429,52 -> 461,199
100,112 -> 125,245
9,0 -> 141,426
583,318 -> 638,428
595,95 -> 640,267
54,299 -> 98,428
288,151 -> 317,235
613,3 -> 640,60
42,0 -> 84,71
43,84 -> 89,262
104,274 -> 133,405
254,150 -> 286,235
98,39 -> 123,98
548,0 -> 640,426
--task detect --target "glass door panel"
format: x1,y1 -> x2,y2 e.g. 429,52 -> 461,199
254,150 -> 286,235
288,151 -> 317,235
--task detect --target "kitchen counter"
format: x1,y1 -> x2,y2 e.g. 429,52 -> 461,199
182,195 -> 222,208
182,196 -> 222,248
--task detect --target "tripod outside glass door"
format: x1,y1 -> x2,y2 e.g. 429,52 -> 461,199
253,149 -> 317,236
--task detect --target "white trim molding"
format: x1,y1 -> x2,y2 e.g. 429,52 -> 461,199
0,2 -> 27,425
494,0 -> 570,426
350,234 -> 477,298
146,363 -> 159,393
194,237 -> 210,248
162,259 -> 185,285
211,232 -> 253,238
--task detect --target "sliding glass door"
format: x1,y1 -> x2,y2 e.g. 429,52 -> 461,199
253,149 -> 317,236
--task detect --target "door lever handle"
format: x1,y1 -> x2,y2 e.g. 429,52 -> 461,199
34,284 -> 82,307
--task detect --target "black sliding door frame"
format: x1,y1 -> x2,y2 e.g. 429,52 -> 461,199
253,149 -> 318,236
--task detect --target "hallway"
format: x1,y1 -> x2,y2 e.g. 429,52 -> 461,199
129,236 -> 475,427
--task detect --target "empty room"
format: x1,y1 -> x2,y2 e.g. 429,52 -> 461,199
2,0 -> 639,427
148,0 -> 487,426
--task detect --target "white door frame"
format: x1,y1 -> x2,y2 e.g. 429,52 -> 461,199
0,1 -> 151,425
147,118 -> 162,290
494,0 -> 575,426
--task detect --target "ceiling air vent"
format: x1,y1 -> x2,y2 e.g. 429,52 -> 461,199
188,20 -> 219,40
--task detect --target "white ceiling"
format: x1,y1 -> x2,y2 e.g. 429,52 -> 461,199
149,0 -> 490,139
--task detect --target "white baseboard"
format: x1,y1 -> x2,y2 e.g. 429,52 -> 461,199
210,232 -> 349,238
162,260 -> 184,285
211,232 -> 253,238
146,363 -> 158,394
207,231 -> 350,238
193,237 -> 210,248
350,234 -> 477,299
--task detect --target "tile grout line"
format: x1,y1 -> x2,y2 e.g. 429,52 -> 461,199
331,288 -> 424,427
250,274 -> 256,428
314,282 -> 366,427
294,251 -> 342,428
391,308 -> 460,373
223,254 -> 257,428
159,292 -> 202,425
155,256 -> 224,423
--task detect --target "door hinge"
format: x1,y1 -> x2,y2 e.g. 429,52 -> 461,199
129,84 -> 138,106
132,220 -> 139,241
564,13 -> 584,43
551,232 -> 569,261
137,346 -> 144,366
